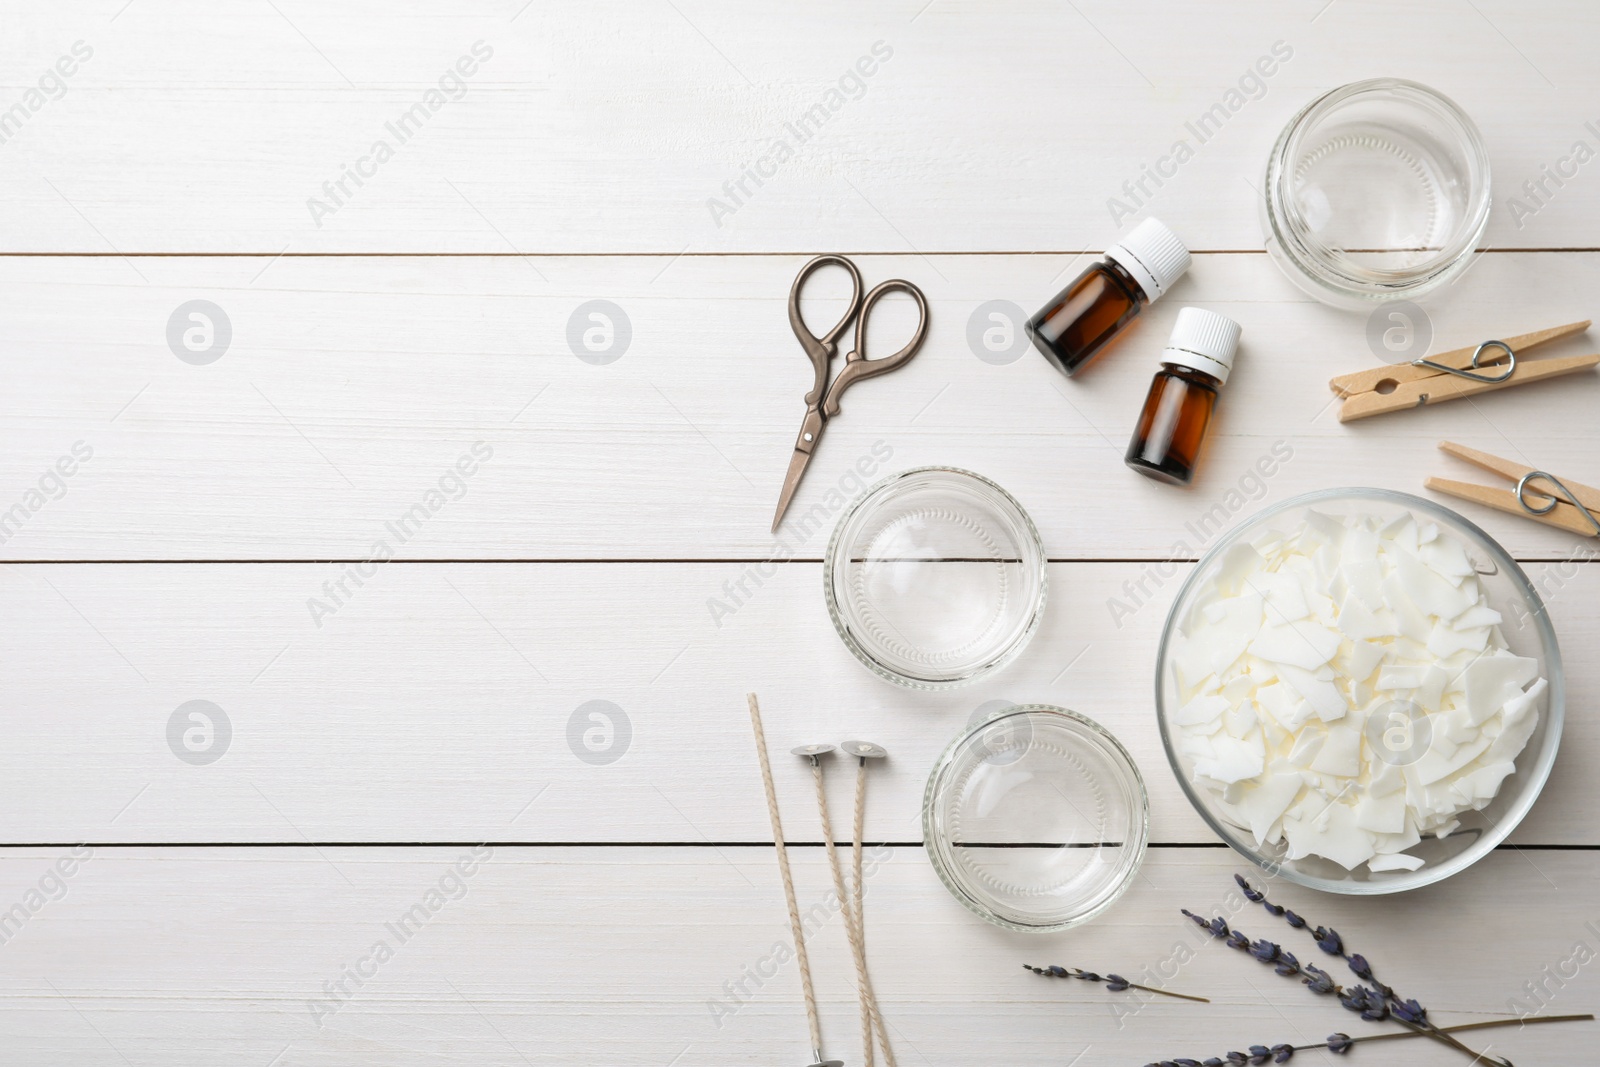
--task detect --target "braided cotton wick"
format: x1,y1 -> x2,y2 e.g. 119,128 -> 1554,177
746,694 -> 822,1058
852,759 -> 874,1067
855,758 -> 895,1067
814,756 -> 896,1067
812,758 -> 876,1067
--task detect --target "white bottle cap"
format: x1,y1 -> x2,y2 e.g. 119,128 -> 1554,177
1162,307 -> 1241,384
1105,217 -> 1191,301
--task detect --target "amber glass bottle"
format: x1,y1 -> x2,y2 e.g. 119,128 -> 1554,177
1125,308 -> 1242,485
1026,218 -> 1191,377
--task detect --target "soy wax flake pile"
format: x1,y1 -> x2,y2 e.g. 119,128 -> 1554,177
1167,508 -> 1547,874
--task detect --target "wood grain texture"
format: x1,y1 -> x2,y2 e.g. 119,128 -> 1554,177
3,252 -> 1599,560
2,2 -> 1599,253
0,847 -> 1591,1066
6,1 -> 1600,1061
3,560 -> 1592,845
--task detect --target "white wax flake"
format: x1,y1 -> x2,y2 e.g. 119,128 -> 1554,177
1413,734 -> 1492,786
1463,656 -> 1540,726
1389,549 -> 1474,621
1236,774 -> 1304,847
1344,640 -> 1386,685
1303,509 -> 1347,548
1377,665 -> 1426,689
1250,620 -> 1341,671
1420,535 -> 1474,581
1222,673 -> 1255,705
1341,559 -> 1387,613
1214,542 -> 1269,596
1417,665 -> 1449,714
1310,723 -> 1361,777
1355,790 -> 1406,834
1454,604 -> 1503,629
1256,682 -> 1312,731
1286,726 -> 1326,768
1283,803 -> 1377,869
1174,693 -> 1229,727
1381,574 -> 1436,643
1224,701 -> 1259,738
1368,760 -> 1405,798
1193,735 -> 1265,784
1276,663 -> 1348,721
1427,621 -> 1489,660
1336,591 -> 1392,642
1172,508 -> 1546,876
1240,571 -> 1309,623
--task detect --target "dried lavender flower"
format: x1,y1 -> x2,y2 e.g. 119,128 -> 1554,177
1226,930 -> 1250,951
1273,950 -> 1300,978
1301,965 -> 1336,995
1248,939 -> 1279,963
1138,1013 -> 1593,1067
1230,875 -> 1505,1066
1338,985 -> 1389,1022
1023,964 -> 1208,1003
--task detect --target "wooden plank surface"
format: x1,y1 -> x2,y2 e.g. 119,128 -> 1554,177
1,2 -> 1599,253
3,559 -> 1592,845
2,252 -> 1598,561
0,846 -> 1590,1066
6,1 -> 1600,1064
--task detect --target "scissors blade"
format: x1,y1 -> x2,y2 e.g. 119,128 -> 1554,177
771,447 -> 817,532
771,447 -> 816,533
773,407 -> 827,532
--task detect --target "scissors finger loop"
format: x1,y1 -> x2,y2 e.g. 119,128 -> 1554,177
855,279 -> 929,368
821,279 -> 929,417
789,254 -> 865,352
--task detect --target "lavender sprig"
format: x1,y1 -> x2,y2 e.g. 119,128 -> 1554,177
1182,908 -> 1504,1064
1232,875 -> 1510,1067
1024,964 -> 1209,1003
1137,1013 -> 1593,1067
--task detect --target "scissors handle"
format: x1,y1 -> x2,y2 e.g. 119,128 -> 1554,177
789,255 -> 864,408
821,279 -> 929,418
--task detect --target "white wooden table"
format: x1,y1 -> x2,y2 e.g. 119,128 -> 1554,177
2,3 -> 1596,1064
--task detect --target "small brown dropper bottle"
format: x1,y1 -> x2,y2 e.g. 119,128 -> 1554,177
1125,307 -> 1241,486
1025,217 -> 1191,377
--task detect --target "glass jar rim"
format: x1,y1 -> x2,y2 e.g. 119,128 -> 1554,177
823,466 -> 1048,690
1264,78 -> 1492,299
922,703 -> 1150,930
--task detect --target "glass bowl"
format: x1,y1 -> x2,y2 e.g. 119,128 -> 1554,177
1157,488 -> 1563,894
1261,79 -> 1491,308
824,467 -> 1047,689
924,704 -> 1149,931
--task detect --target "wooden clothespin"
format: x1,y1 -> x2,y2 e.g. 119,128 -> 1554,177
1426,440 -> 1600,538
1330,320 -> 1597,422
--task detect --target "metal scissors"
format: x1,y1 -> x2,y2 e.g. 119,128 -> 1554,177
771,255 -> 930,531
